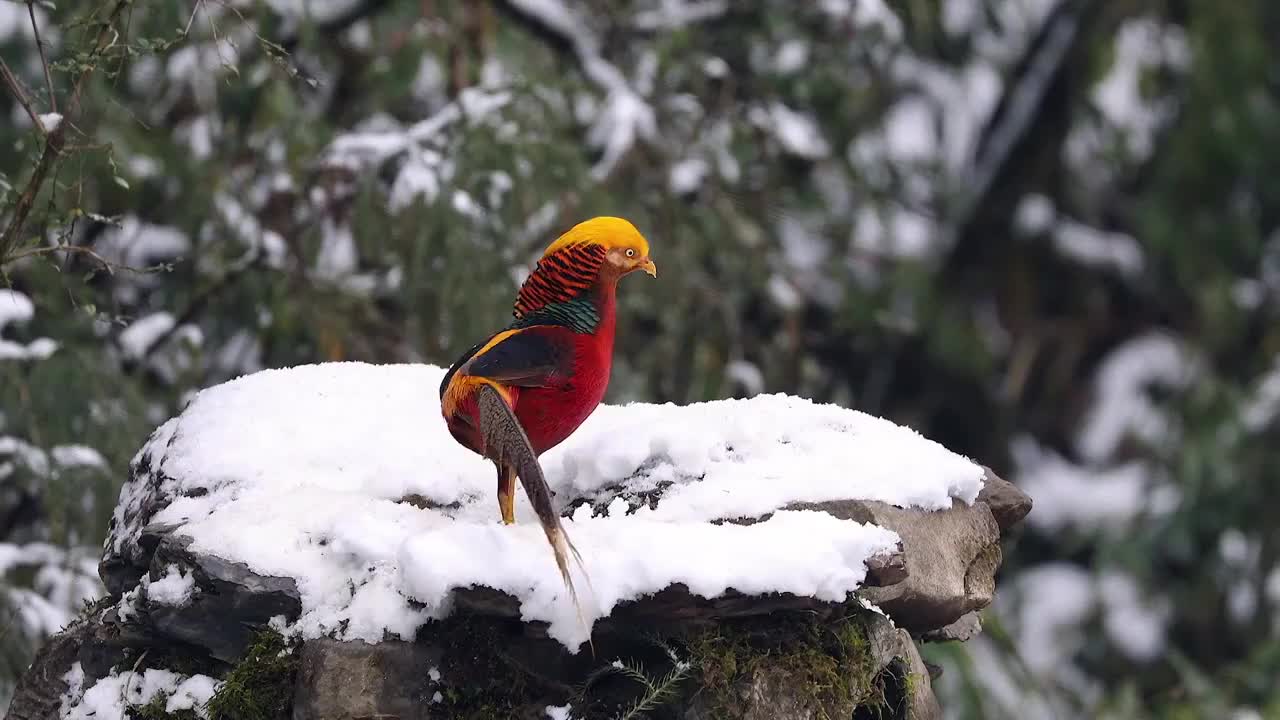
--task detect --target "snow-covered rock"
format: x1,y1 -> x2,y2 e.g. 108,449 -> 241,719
100,362 -> 989,651
12,362 -> 1029,720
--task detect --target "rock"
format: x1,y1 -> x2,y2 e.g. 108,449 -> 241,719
292,638 -> 444,720
698,662 -> 859,720
976,467 -> 1033,531
4,615 -> 92,720
921,611 -> 983,643
24,371 -> 1035,720
864,545 -> 910,587
788,498 -> 1003,633
896,628 -> 943,720
148,534 -> 302,662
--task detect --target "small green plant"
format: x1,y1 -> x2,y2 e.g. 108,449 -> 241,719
205,631 -> 298,720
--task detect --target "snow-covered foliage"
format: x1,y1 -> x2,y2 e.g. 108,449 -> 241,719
112,362 -> 982,650
59,662 -> 220,720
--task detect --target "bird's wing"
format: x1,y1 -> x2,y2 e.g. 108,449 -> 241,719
461,325 -> 570,388
474,383 -> 589,624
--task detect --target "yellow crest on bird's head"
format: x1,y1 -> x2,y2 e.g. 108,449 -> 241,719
542,216 -> 650,259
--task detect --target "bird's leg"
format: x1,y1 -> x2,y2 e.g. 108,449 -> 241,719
497,464 -> 517,525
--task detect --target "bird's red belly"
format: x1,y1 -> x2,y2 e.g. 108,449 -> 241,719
514,382 -> 605,455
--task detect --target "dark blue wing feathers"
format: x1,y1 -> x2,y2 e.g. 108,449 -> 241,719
461,326 -> 569,388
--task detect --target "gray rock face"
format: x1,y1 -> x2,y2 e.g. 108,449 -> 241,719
292,639 -> 444,720
787,493 -> 1008,634
148,534 -> 303,662
854,498 -> 1002,631
977,467 -> 1034,531
921,611 -> 984,643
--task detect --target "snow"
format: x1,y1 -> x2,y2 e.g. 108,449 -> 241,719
0,289 -> 34,330
1013,437 -> 1179,534
1092,19 -> 1188,160
119,312 -> 176,360
774,40 -> 810,75
0,336 -> 59,361
505,0 -> 655,180
883,98 -> 937,163
1242,357 -> 1280,432
59,663 -> 220,720
545,704 -> 573,720
1097,571 -> 1168,661
1052,220 -> 1144,277
1009,563 -> 1094,675
146,565 -> 198,606
632,0 -> 727,30
109,362 -> 983,652
315,219 -> 358,279
755,102 -> 830,159
669,157 -> 708,194
1014,193 -> 1056,235
1076,331 -> 1196,462
95,216 -> 191,270
725,360 -> 765,396
767,275 -> 803,310
39,112 -> 62,132
0,435 -> 50,475
1,542 -> 103,641
51,445 -> 108,469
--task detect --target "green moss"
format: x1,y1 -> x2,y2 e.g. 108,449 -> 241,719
685,612 -> 894,720
205,630 -> 299,720
129,693 -> 199,720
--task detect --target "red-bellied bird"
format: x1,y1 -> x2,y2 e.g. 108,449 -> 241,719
439,216 -> 656,611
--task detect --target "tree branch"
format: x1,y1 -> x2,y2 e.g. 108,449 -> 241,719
0,123 -> 65,263
0,0 -> 132,265
0,57 -> 42,131
28,1 -> 56,114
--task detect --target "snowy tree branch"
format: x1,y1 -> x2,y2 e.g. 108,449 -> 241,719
491,0 -> 656,180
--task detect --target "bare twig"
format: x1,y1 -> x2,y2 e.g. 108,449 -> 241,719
28,1 -> 56,114
0,58 -> 42,131
0,122 -> 65,263
183,0 -> 204,37
4,244 -> 118,273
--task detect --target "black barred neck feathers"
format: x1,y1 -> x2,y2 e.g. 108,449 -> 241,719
512,243 -> 607,333
511,216 -> 652,334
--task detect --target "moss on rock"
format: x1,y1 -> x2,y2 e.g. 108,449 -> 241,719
205,630 -> 299,720
683,611 -> 898,720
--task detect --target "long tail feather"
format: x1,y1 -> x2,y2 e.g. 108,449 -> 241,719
476,384 -> 593,646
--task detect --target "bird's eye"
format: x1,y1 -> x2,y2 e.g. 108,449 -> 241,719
625,248 -> 636,257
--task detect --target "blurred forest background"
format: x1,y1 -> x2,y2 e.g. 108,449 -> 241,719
2,0 -> 1279,717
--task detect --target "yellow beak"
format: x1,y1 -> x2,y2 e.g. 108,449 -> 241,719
640,258 -> 657,278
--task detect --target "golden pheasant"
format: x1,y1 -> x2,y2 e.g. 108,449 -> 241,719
439,216 -> 656,606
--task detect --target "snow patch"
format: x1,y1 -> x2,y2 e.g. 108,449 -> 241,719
1013,437 -> 1179,534
0,289 -> 34,331
146,565 -> 198,606
545,703 -> 573,719
38,112 -> 62,132
59,665 -> 220,720
120,312 -> 176,360
1077,332 -> 1196,462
